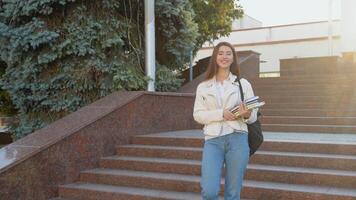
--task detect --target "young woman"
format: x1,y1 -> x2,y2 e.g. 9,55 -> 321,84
193,41 -> 257,200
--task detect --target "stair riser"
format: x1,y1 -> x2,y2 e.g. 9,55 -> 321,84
262,117 -> 356,126
100,159 -> 201,175
254,75 -> 355,80
254,85 -> 354,91
256,90 -> 354,96
59,187 -> 165,200
130,137 -> 203,147
117,147 -> 201,160
256,74 -> 356,79
128,138 -> 356,155
256,90 -> 355,96
245,169 -> 356,189
103,154 -> 356,172
262,125 -> 356,133
263,102 -> 356,110
255,87 -> 355,92
281,69 -> 356,74
260,109 -> 356,117
59,184 -> 356,200
263,103 -> 356,109
261,97 -> 356,104
242,187 -> 356,200
253,77 -> 354,81
80,172 -> 201,193
251,154 -> 356,171
254,80 -> 355,86
261,142 -> 356,155
80,170 -> 356,192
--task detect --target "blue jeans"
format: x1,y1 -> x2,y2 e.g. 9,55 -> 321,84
201,131 -> 250,200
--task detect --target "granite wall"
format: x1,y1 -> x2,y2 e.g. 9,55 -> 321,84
0,91 -> 198,200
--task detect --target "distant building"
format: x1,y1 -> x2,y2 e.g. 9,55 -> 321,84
231,14 -> 262,30
195,0 -> 356,75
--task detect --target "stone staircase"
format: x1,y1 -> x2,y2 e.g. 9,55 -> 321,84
51,130 -> 356,200
49,61 -> 356,199
254,74 -> 356,133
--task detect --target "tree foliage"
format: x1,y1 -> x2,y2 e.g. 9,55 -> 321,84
191,0 -> 244,49
0,60 -> 16,115
0,0 -> 243,139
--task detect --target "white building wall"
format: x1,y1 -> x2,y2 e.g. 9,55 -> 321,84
341,0 -> 356,53
236,39 -> 341,72
232,14 -> 263,30
197,38 -> 340,72
203,21 -> 340,46
197,21 -> 341,72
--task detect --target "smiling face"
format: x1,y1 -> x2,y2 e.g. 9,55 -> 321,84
205,42 -> 240,81
216,45 -> 234,70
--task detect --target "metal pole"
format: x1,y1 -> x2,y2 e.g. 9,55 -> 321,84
145,0 -> 156,91
189,49 -> 193,81
328,0 -> 333,56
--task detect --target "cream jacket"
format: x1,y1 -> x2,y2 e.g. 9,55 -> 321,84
193,72 -> 258,140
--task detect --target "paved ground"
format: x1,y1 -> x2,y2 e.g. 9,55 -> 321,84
141,129 -> 356,144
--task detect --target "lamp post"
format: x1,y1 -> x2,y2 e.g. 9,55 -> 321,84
145,0 -> 156,91
328,0 -> 333,56
189,49 -> 193,81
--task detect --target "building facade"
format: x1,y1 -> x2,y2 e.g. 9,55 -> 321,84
195,0 -> 356,74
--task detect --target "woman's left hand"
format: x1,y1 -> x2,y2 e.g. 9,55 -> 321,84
238,102 -> 251,119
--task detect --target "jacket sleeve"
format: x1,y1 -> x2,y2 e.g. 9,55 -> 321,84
193,85 -> 224,125
242,79 -> 258,124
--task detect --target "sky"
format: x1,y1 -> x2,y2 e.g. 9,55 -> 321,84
238,0 -> 341,26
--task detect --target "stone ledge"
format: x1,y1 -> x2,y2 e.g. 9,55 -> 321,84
0,91 -> 197,200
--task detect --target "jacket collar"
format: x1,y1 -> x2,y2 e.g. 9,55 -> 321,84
203,72 -> 239,99
205,72 -> 239,87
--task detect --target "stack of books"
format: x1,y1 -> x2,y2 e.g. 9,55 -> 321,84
230,96 -> 265,118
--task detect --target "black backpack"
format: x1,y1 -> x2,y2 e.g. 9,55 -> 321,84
234,78 -> 264,156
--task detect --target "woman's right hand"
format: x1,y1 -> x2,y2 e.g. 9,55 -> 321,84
223,109 -> 237,121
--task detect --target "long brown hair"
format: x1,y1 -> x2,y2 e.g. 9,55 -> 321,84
205,41 -> 240,80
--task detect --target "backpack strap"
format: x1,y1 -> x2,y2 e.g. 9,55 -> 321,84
234,78 -> 244,102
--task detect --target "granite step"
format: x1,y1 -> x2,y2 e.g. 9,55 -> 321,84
58,182 -> 213,200
81,165 -> 356,190
260,96 -> 356,104
245,164 -> 356,189
100,156 -> 201,175
260,109 -> 356,117
253,81 -> 355,88
251,76 -> 356,82
255,90 -> 355,96
254,74 -> 355,78
262,123 -> 356,133
54,130 -> 356,200
58,178 -> 356,200
253,84 -> 355,91
254,76 -> 355,80
260,140 -> 356,155
131,135 -> 204,148
263,102 -> 356,109
251,151 -> 356,171
79,168 -> 202,193
117,144 -> 202,160
102,152 -> 356,173
255,90 -> 354,96
123,137 -> 356,156
128,139 -> 356,155
253,80 -> 355,85
261,116 -> 356,126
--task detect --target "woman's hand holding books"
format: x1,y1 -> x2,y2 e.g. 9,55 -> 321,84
230,96 -> 265,118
